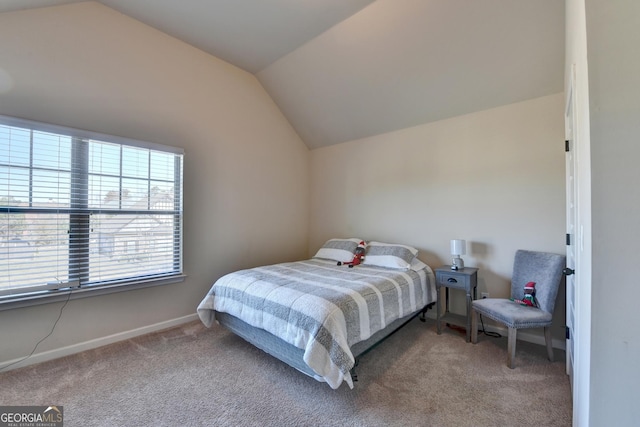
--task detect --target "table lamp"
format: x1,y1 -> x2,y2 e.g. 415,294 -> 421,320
450,239 -> 466,270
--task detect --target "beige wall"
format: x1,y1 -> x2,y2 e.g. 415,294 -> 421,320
0,2 -> 309,364
586,1 -> 640,424
309,93 -> 567,340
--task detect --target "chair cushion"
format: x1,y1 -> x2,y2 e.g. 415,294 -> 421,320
472,298 -> 553,329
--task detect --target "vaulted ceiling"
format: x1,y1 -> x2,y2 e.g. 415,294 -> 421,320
0,0 -> 565,149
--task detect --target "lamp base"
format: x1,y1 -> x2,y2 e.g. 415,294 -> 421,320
451,256 -> 464,270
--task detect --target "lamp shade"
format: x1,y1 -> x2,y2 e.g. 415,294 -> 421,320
450,239 -> 466,256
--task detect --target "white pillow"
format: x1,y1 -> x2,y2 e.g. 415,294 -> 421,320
362,241 -> 418,270
313,238 -> 362,262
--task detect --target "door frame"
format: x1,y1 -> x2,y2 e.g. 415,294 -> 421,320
565,59 -> 593,426
565,66 -> 577,386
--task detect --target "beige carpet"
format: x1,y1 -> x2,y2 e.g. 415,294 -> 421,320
0,317 -> 572,427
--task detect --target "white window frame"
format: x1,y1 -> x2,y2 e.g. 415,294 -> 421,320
0,115 -> 185,310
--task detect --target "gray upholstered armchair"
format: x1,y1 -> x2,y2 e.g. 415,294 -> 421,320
470,250 -> 565,368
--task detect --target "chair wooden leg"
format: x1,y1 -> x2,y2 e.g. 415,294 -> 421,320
544,326 -> 554,362
471,308 -> 478,343
507,327 -> 517,369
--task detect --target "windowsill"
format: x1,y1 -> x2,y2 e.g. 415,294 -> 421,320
0,274 -> 186,312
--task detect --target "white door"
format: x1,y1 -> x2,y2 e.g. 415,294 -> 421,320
564,66 -> 577,388
566,3 -> 593,423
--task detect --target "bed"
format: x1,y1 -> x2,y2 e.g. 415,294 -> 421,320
197,239 -> 437,389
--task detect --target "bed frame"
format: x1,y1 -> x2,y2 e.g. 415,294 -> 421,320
215,302 -> 434,383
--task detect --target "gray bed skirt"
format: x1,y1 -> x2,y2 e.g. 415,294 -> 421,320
215,304 -> 432,381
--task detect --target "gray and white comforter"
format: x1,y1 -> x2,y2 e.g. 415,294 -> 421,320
197,258 -> 436,389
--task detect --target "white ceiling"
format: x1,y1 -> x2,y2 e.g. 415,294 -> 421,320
0,0 -> 565,149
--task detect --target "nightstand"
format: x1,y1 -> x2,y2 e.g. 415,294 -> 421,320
435,266 -> 478,342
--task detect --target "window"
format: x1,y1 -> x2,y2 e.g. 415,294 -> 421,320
0,115 -> 184,305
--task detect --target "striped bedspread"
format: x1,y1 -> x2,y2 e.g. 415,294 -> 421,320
197,258 -> 436,389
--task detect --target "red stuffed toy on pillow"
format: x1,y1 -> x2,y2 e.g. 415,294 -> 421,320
337,240 -> 366,268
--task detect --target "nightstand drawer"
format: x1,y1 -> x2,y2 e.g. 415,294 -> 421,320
436,272 -> 468,290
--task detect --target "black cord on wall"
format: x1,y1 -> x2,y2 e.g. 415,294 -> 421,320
0,289 -> 72,372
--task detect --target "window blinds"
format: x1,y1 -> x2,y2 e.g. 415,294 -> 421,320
0,116 -> 183,300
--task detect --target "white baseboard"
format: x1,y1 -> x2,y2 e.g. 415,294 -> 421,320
1,313 -> 199,372
480,323 -> 566,351
3,311 -> 564,373
423,311 -> 566,350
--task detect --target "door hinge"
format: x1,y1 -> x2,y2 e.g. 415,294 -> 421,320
565,140 -> 570,152
566,233 -> 571,245
566,326 -> 571,340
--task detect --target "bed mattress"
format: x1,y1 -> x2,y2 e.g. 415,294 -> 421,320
197,258 -> 436,389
